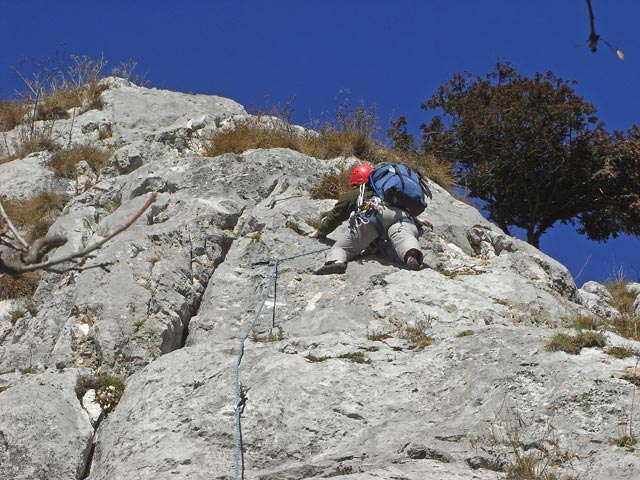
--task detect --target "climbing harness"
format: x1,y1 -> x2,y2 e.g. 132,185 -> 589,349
348,184 -> 383,236
233,245 -> 329,480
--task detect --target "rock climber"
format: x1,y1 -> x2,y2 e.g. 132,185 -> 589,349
309,164 -> 431,275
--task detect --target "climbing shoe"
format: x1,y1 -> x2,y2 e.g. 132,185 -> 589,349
404,249 -> 422,271
406,256 -> 421,271
314,261 -> 347,275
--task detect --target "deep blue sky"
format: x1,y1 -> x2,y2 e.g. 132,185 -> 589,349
0,1 -> 638,284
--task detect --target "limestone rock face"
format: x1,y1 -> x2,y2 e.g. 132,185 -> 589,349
1,81 -> 639,480
577,281 -> 619,318
0,370 -> 93,480
0,152 -> 73,200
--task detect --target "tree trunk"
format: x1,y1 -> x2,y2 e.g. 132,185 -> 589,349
527,230 -> 541,249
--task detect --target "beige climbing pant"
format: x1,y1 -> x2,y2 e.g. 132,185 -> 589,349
325,204 -> 421,265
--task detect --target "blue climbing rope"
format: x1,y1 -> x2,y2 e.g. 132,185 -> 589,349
233,245 -> 329,480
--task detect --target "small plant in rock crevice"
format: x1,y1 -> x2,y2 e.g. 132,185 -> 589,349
562,282 -> 640,344
605,280 -> 640,342
285,220 -> 305,235
456,330 -> 475,338
146,255 -> 161,266
400,317 -> 434,351
337,351 -> 371,364
105,194 -> 122,214
6,307 -> 27,325
606,345 -> 638,359
249,230 -> 263,243
251,326 -> 285,343
544,331 -> 606,355
305,351 -> 371,364
569,315 -> 603,331
366,329 -> 394,342
76,374 -> 126,414
613,359 -> 639,449
305,354 -> 331,363
609,434 -> 637,449
472,403 -> 581,480
133,319 -> 146,332
606,281 -> 638,316
366,318 -> 435,351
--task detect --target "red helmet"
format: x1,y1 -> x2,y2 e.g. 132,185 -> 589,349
349,165 -> 373,186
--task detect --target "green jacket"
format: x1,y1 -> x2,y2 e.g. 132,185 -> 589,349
316,186 -> 374,236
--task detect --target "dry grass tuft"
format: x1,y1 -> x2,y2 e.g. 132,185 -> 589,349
48,144 -> 112,178
302,129 -> 381,162
605,280 -> 640,341
545,331 -> 606,355
204,98 -> 455,195
204,121 -> 301,156
606,345 -> 637,359
36,82 -> 107,121
0,100 -> 24,132
401,318 -> 434,351
455,330 -> 475,338
0,267 -> 41,300
310,165 -> 353,200
606,281 -> 639,316
16,136 -> 58,157
2,191 -> 69,243
403,152 -> 455,191
1,134 -> 58,164
204,120 -> 385,165
36,90 -> 76,121
570,315 -> 603,330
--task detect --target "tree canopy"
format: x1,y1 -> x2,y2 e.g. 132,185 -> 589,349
418,62 -> 639,248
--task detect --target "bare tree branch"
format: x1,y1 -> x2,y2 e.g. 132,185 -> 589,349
23,235 -> 68,265
0,201 -> 30,251
586,0 -> 599,52
585,0 -> 624,59
0,192 -> 156,276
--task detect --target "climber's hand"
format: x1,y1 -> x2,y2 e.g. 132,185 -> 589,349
309,229 -> 321,239
417,218 -> 433,230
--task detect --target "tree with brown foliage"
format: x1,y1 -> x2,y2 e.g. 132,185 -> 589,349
583,126 -> 640,240
421,62 -> 638,248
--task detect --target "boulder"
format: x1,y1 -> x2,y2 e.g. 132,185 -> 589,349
0,370 -> 94,480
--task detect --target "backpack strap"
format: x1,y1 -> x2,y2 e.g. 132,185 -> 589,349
417,173 -> 433,199
407,165 -> 432,199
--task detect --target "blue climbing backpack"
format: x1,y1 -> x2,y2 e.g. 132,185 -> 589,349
368,163 -> 432,216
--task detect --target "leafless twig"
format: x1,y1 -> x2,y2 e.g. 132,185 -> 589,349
0,192 -> 156,276
585,0 -> 624,59
0,201 -> 30,251
586,0 -> 599,52
574,254 -> 592,283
